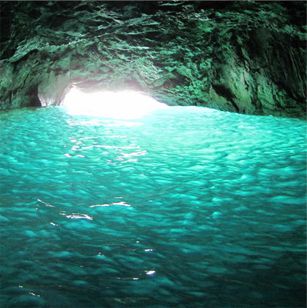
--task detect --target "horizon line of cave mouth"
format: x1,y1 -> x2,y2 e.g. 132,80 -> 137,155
61,86 -> 169,119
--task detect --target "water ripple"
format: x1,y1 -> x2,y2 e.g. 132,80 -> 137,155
0,106 -> 306,307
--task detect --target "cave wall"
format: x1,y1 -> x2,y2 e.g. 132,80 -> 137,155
0,1 -> 305,117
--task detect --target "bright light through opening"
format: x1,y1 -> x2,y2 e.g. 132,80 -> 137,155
61,87 -> 168,119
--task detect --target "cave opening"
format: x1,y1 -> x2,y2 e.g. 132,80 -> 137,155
61,86 -> 168,119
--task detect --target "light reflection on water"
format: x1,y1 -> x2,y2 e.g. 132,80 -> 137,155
0,106 -> 306,307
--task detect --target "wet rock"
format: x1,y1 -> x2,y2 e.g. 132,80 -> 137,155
0,1 -> 305,117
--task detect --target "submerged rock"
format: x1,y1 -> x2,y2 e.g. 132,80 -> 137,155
0,1 -> 305,117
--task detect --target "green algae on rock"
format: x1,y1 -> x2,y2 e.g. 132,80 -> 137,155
0,1 -> 306,117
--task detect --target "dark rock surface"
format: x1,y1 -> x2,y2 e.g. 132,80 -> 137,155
0,1 -> 306,117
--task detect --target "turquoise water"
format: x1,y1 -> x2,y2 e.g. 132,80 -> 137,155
0,106 -> 306,307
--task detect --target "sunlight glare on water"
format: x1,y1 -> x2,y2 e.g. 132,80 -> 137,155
62,88 -> 168,119
0,104 -> 306,307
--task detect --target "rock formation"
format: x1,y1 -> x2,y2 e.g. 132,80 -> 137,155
0,1 -> 305,117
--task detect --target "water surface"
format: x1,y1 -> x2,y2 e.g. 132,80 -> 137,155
0,106 -> 306,307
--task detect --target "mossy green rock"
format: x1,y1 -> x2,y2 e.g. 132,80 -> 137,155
0,1 -> 305,117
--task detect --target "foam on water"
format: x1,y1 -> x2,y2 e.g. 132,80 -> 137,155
0,106 -> 306,307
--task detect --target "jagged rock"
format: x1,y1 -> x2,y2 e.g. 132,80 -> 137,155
0,1 -> 305,117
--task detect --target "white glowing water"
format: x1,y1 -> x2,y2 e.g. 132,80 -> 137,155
62,88 -> 168,119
